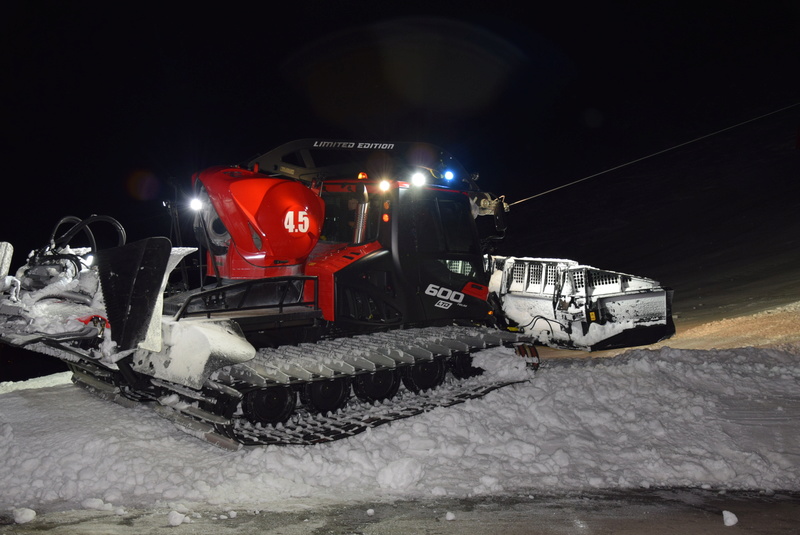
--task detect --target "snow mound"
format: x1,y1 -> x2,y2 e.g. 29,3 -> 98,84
0,371 -> 71,395
1,345 -> 799,513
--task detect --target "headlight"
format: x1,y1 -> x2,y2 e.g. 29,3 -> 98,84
411,172 -> 426,186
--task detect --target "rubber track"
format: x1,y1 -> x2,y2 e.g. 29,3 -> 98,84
230,376 -> 527,446
71,325 -> 536,449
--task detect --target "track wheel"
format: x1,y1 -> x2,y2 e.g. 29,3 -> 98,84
353,369 -> 401,403
242,386 -> 296,426
449,352 -> 484,379
403,357 -> 447,393
300,377 -> 351,414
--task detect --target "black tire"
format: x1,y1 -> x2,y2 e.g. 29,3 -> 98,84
300,377 -> 351,414
403,357 -> 447,393
242,386 -> 297,426
353,369 -> 401,403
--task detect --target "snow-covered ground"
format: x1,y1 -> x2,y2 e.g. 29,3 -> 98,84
2,302 -> 799,523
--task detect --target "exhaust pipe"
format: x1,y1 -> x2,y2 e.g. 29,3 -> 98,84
352,185 -> 369,244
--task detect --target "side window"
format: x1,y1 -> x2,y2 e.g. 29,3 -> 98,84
438,200 -> 477,253
412,199 -> 446,252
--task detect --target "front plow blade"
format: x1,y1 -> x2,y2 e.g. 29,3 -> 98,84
489,256 -> 675,351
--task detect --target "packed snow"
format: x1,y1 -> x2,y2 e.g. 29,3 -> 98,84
2,323 -> 799,520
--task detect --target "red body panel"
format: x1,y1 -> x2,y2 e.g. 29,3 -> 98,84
195,167 -> 325,279
306,241 -> 383,321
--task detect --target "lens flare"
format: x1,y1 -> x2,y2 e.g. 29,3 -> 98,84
125,170 -> 160,201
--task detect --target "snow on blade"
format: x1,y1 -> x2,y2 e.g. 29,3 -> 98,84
1,345 -> 799,513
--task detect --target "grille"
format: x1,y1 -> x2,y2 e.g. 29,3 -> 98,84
528,263 -> 543,286
512,263 -> 526,284
545,264 -> 558,285
589,271 -> 619,287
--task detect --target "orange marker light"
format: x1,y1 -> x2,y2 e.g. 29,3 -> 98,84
358,172 -> 368,180
382,213 -> 390,222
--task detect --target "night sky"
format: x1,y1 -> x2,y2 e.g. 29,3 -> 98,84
2,1 -> 798,262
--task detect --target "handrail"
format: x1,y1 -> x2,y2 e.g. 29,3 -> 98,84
172,276 -> 319,321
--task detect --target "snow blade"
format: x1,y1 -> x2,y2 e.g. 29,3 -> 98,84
96,237 -> 172,350
588,318 -> 676,351
489,256 -> 675,351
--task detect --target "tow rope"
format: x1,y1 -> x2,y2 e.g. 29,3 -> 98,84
509,102 -> 800,207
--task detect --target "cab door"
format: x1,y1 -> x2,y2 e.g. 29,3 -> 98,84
397,189 -> 491,323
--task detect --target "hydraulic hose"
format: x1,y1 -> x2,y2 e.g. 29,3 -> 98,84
51,215 -> 127,251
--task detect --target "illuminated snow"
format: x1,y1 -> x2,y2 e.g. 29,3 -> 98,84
2,335 -> 799,517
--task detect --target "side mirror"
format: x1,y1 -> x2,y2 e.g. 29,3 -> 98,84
494,201 -> 507,232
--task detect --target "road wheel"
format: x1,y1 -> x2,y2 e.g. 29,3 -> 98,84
449,352 -> 484,379
353,369 -> 401,403
403,357 -> 447,393
242,386 -> 296,426
301,377 -> 351,414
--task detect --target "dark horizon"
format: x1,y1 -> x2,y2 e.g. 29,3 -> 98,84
3,4 -> 797,227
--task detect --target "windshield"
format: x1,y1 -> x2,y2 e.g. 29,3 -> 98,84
403,196 -> 477,254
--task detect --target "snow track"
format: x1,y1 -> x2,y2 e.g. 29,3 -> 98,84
54,325 -> 538,449
147,326 -> 537,448
230,377 -> 525,446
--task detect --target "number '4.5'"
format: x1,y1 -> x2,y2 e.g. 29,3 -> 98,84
284,210 -> 309,233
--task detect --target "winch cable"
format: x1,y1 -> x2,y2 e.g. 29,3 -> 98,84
508,101 -> 800,207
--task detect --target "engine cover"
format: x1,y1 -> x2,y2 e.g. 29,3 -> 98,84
193,167 -> 325,279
